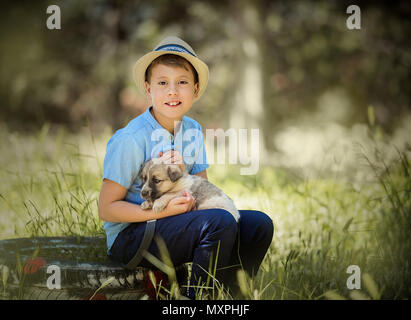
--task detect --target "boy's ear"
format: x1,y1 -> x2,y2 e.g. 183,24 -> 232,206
144,81 -> 151,96
194,82 -> 199,97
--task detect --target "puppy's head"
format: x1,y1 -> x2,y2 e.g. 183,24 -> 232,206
139,159 -> 184,202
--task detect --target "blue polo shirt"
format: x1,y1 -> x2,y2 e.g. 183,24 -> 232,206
102,106 -> 209,252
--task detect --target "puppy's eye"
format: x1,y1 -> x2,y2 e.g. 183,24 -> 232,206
153,178 -> 162,184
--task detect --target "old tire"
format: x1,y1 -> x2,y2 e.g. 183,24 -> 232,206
0,236 -> 187,300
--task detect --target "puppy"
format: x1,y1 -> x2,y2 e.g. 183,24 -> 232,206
139,159 -> 240,222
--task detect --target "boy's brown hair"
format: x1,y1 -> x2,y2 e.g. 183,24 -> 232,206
145,54 -> 199,84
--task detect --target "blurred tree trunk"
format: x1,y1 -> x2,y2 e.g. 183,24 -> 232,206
229,0 -> 267,161
101,1 -> 126,130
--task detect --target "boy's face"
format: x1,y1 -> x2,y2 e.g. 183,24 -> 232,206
144,62 -> 199,127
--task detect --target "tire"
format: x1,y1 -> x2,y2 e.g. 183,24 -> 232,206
0,236 -> 188,300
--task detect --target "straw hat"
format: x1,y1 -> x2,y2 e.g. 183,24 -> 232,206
133,36 -> 209,101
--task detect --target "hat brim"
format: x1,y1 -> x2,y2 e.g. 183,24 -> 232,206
133,50 -> 209,102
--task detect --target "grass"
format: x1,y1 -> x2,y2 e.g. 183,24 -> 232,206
0,119 -> 410,300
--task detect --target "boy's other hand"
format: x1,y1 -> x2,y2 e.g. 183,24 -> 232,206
163,190 -> 196,216
158,150 -> 186,173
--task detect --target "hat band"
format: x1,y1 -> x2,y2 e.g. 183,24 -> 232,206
155,44 -> 196,57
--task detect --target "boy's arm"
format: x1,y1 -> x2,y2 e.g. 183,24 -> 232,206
99,179 -> 162,222
98,179 -> 195,222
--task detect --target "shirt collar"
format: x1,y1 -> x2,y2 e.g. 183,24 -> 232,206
143,106 -> 162,130
143,106 -> 185,138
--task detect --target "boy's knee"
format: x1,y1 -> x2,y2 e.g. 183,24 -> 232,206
252,210 -> 274,241
262,212 -> 274,235
201,208 -> 238,235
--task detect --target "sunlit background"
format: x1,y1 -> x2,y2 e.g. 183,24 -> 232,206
0,0 -> 410,299
1,1 -> 410,174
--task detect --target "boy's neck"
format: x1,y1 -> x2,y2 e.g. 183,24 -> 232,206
150,107 -> 182,135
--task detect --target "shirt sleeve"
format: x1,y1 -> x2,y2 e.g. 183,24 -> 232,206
189,123 -> 210,175
102,133 -> 144,189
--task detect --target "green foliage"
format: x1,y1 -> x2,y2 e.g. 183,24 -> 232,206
1,0 -> 410,300
0,122 -> 410,299
0,1 -> 410,136
0,123 -> 107,239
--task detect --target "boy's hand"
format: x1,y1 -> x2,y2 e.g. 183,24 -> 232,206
163,190 -> 196,216
158,150 -> 186,173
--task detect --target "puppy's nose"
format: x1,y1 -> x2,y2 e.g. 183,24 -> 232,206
141,189 -> 151,198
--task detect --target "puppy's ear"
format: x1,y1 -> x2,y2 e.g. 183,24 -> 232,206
167,165 -> 183,182
138,164 -> 144,180
138,160 -> 150,181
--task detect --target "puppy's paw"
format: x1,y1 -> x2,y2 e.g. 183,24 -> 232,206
141,201 -> 152,210
152,201 -> 166,214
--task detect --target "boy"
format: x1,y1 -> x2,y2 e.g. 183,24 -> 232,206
98,36 -> 273,299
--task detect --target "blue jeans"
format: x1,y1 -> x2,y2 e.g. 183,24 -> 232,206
109,209 -> 274,298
